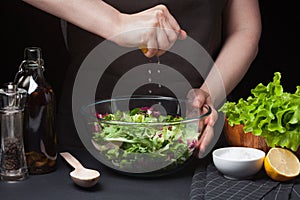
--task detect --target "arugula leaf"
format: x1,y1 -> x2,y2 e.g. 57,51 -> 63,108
130,107 -> 140,116
219,72 -> 300,151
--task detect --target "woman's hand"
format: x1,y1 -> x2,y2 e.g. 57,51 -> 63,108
187,89 -> 218,158
114,4 -> 187,58
22,1 -> 186,58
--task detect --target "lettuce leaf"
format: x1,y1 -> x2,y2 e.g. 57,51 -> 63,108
219,72 -> 300,151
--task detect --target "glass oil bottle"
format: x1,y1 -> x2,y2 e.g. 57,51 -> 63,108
14,47 -> 57,174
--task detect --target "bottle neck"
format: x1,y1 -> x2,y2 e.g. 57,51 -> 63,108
22,63 -> 44,77
14,63 -> 45,90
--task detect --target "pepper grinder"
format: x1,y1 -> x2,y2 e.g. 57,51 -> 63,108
0,82 -> 28,181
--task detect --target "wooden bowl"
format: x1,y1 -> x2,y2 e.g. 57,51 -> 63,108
223,118 -> 300,158
223,118 -> 270,153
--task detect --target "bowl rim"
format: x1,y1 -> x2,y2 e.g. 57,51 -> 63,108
213,146 -> 266,161
81,95 -> 212,126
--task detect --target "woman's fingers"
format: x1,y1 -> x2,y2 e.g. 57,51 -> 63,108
141,4 -> 186,57
155,12 -> 169,57
178,29 -> 187,40
114,4 -> 186,57
197,125 -> 215,158
144,31 -> 158,58
163,6 -> 187,41
187,88 -> 218,157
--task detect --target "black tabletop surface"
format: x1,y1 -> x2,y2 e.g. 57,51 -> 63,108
3,147 -> 300,200
0,146 -> 197,200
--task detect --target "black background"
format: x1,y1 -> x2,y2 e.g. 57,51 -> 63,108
1,1 -> 69,103
231,1 -> 300,100
1,1 -> 299,108
0,3 -> 299,198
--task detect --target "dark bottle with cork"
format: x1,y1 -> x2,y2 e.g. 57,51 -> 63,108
14,47 -> 57,174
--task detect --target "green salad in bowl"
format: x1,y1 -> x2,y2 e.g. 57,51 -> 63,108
81,96 -> 211,176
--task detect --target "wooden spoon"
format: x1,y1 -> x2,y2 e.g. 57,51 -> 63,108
60,152 -> 100,188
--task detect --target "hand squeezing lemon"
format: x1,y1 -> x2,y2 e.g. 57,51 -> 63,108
264,147 -> 300,182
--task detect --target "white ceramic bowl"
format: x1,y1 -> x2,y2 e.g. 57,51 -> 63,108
212,147 -> 265,180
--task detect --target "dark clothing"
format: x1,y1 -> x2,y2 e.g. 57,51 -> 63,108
57,0 -> 228,147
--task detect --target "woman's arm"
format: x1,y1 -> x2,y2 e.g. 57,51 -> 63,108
22,0 -> 186,58
195,0 -> 261,156
23,0 -> 120,40
201,0 -> 262,107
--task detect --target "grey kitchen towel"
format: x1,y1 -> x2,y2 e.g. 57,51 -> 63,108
290,184 -> 300,199
189,159 -> 298,200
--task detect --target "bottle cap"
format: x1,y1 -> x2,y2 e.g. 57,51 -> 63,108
24,47 -> 44,66
3,82 -> 18,93
0,82 -> 27,110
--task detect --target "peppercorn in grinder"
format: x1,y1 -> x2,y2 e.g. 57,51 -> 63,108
0,82 -> 28,181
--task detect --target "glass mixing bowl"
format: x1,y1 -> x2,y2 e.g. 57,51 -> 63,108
80,96 -> 211,176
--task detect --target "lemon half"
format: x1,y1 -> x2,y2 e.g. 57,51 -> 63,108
264,147 -> 300,182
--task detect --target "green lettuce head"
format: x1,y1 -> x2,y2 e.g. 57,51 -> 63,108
219,72 -> 300,151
